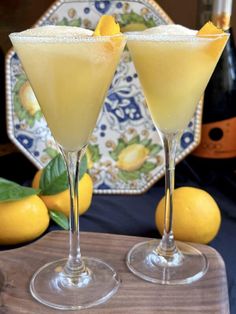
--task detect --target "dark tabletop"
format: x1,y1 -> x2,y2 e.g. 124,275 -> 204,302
0,152 -> 235,313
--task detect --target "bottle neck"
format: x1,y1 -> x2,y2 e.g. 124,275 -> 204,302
212,0 -> 232,30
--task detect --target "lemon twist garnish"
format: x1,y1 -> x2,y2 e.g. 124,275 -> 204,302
197,21 -> 228,58
94,15 -> 121,36
197,21 -> 224,36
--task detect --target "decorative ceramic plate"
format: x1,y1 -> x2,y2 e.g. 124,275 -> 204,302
6,0 -> 202,194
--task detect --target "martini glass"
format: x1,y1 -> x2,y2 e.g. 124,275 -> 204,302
10,26 -> 126,310
126,27 -> 228,284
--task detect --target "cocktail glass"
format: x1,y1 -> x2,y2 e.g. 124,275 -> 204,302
10,26 -> 126,310
126,27 -> 228,284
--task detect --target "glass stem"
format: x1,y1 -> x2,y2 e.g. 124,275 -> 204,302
158,132 -> 179,257
61,149 -> 86,276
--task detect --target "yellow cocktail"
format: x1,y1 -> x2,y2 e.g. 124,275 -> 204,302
11,26 -> 123,152
128,24 -> 228,134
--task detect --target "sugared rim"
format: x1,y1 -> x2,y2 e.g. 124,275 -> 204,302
9,32 -> 126,43
125,32 -> 229,42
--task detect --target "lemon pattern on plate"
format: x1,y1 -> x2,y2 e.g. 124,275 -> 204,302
13,74 -> 42,127
109,135 -> 162,182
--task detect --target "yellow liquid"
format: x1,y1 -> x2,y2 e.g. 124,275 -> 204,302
128,35 -> 228,133
12,31 -> 125,151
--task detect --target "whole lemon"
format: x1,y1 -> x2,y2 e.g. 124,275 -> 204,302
32,170 -> 93,217
155,187 -> 221,244
0,195 -> 49,245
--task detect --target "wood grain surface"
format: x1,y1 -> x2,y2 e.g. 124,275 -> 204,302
0,231 -> 229,314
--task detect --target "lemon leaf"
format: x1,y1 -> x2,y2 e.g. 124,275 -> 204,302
140,138 -> 152,147
119,11 -> 155,28
149,144 -> 162,156
13,78 -> 25,93
118,170 -> 140,181
109,151 -> 119,161
80,154 -> 88,179
40,154 -> 68,195
35,110 -> 43,121
68,18 -> 82,27
139,161 -> 156,174
0,178 -> 40,202
40,154 -> 88,195
56,17 -> 69,26
109,138 -> 127,161
128,135 -> 140,145
88,144 -> 101,162
49,210 -> 69,230
43,147 -> 59,159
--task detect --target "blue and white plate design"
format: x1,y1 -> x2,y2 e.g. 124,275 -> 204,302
6,0 -> 202,194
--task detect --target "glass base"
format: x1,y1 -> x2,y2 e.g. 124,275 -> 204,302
126,240 -> 208,285
30,257 -> 120,310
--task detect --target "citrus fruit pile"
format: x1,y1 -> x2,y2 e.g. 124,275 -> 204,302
0,153 -> 93,245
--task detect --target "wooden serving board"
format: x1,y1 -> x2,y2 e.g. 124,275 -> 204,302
0,231 -> 229,313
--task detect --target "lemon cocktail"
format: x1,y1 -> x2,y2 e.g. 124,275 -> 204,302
10,17 -> 126,310
128,24 -> 228,134
126,23 -> 228,284
11,25 -> 123,152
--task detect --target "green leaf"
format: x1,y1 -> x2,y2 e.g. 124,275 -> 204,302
139,161 -> 156,174
35,110 -> 42,121
149,144 -> 162,157
15,73 -> 27,80
129,11 -> 145,23
49,210 -> 69,230
145,17 -> 156,28
119,13 -> 130,26
28,116 -> 35,128
119,11 -> 156,29
69,18 -> 81,27
117,171 -> 128,183
79,154 -> 87,179
14,95 -> 26,120
128,135 -> 140,145
13,78 -> 25,93
119,11 -> 145,26
88,144 -> 101,163
110,138 -> 127,161
0,178 -> 39,202
109,151 -> 119,161
116,138 -> 127,149
140,138 -> 152,147
40,154 -> 68,195
118,170 -> 140,181
40,154 -> 87,195
44,147 -> 59,159
56,17 -> 69,26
